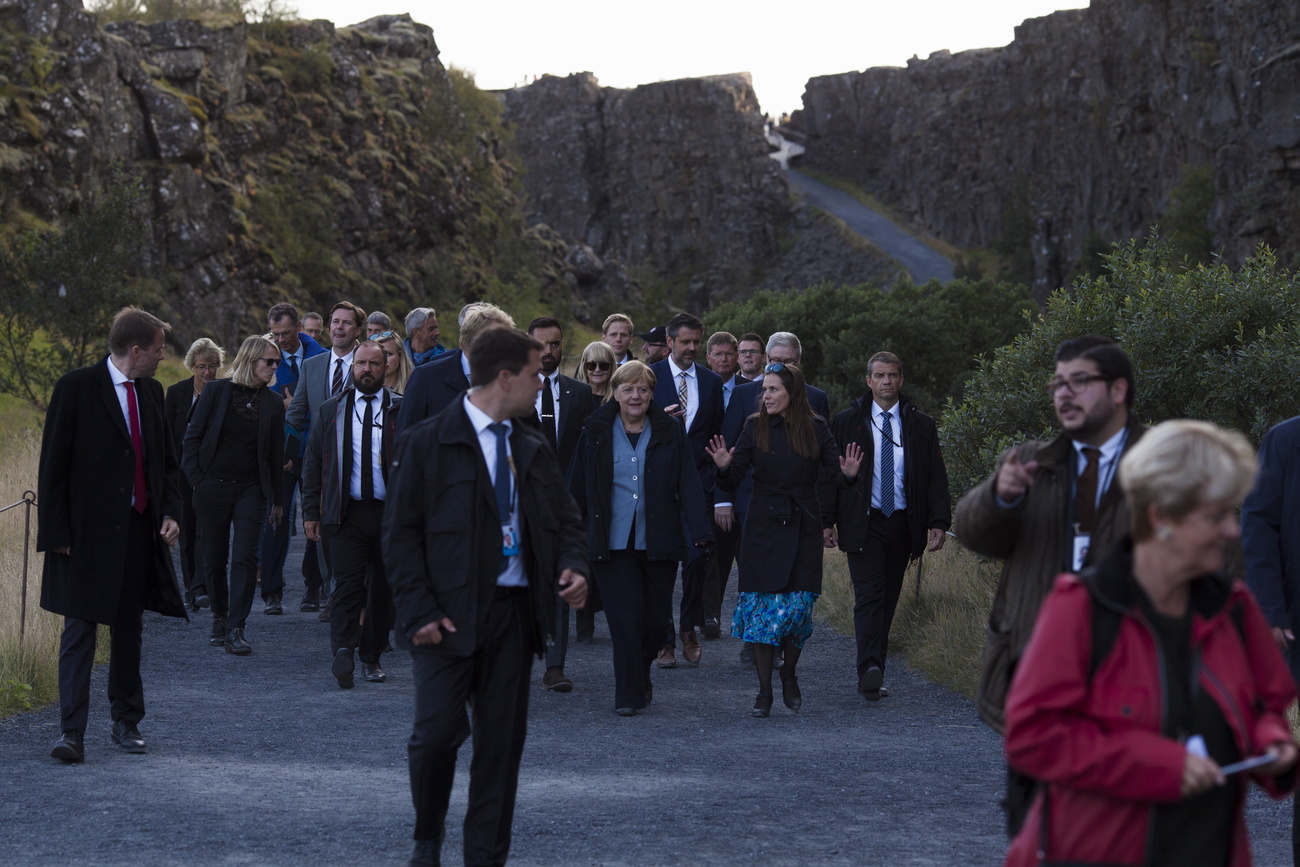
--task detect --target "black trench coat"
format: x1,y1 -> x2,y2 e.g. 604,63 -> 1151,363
717,414 -> 853,594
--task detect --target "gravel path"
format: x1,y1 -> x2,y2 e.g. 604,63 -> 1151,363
1,532 -> 1292,865
786,169 -> 955,286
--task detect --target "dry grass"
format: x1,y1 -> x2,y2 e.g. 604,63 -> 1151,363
0,432 -> 61,717
819,539 -> 999,698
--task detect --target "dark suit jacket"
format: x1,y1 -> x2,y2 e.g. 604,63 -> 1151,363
302,388 -> 402,527
397,348 -> 471,436
182,379 -> 285,505
164,376 -> 197,459
720,380 -> 831,513
384,397 -> 589,656
37,357 -> 185,623
285,348 -> 355,465
650,359 -> 724,492
528,373 -> 595,476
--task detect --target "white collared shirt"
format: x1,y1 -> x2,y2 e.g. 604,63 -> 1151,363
348,389 -> 388,501
668,357 -> 699,431
107,357 -> 141,508
328,348 -> 355,396
460,352 -> 473,382
721,375 -> 739,410
464,395 -> 526,587
281,342 -> 305,374
534,373 -> 561,441
1073,426 -> 1128,509
871,399 -> 906,512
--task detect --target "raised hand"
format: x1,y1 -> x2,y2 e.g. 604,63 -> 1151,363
996,450 -> 1039,503
705,434 -> 734,469
839,441 -> 863,478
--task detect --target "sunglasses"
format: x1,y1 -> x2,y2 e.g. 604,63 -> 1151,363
368,331 -> 397,341
584,361 -> 612,372
764,362 -> 788,373
258,357 -> 282,366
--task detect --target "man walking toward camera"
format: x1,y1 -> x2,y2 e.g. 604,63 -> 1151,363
38,307 -> 185,763
385,326 -> 588,867
954,335 -> 1145,836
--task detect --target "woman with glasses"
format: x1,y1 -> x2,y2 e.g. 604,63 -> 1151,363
182,335 -> 285,655
576,340 -> 617,404
706,362 -> 862,716
370,331 -> 412,395
165,338 -> 225,611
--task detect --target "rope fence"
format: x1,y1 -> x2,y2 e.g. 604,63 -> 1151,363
0,490 -> 37,644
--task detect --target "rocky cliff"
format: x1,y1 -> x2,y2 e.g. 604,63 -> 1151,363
0,0 -> 570,345
794,0 -> 1300,295
503,72 -> 801,313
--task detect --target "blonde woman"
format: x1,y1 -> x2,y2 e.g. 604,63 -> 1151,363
371,330 -> 412,395
182,335 -> 285,656
576,340 -> 617,404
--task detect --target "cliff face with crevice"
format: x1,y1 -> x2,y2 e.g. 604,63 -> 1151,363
0,0 -> 570,345
502,72 -> 796,312
794,0 -> 1300,295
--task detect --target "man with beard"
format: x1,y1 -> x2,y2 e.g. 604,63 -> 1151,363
954,335 -> 1144,837
651,312 -> 723,666
303,342 -> 401,687
637,325 -> 670,365
526,317 -> 596,691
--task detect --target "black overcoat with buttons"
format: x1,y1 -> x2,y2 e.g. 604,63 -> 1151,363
717,414 -> 853,594
37,357 -> 186,623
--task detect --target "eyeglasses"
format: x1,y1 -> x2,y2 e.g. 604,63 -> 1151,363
1046,374 -> 1110,395
584,361 -> 612,372
738,349 -> 763,357
192,363 -> 220,372
257,357 -> 282,366
764,362 -> 788,373
368,331 -> 396,341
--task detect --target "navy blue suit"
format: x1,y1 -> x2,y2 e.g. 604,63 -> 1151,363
397,348 -> 472,435
1241,413 -> 1300,861
651,359 -> 724,639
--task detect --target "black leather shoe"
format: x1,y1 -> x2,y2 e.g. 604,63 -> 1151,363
614,706 -> 637,717
542,666 -> 573,692
781,672 -> 803,711
224,628 -> 252,655
51,730 -> 84,763
208,617 -> 227,647
702,618 -> 721,639
752,692 -> 773,718
194,593 -> 210,610
333,647 -> 355,689
299,589 -> 320,612
362,662 -> 386,683
263,594 -> 282,615
575,633 -> 594,645
110,720 -> 147,754
859,665 -> 884,701
410,839 -> 439,867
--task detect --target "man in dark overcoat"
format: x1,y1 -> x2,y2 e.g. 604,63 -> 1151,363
384,326 -> 589,867
38,307 -> 184,763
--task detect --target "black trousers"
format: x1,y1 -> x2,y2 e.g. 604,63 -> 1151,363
178,478 -> 204,601
194,478 -> 266,630
704,514 -> 743,623
665,521 -> 710,645
326,499 -> 393,664
409,592 -> 532,867
58,508 -> 150,733
257,471 -> 299,600
596,550 -> 676,709
846,509 -> 912,678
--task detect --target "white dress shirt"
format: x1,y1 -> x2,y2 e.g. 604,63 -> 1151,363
328,348 -> 355,396
1073,426 -> 1128,509
460,352 -> 473,382
107,358 -> 142,509
464,395 -> 526,587
668,357 -> 699,431
871,399 -> 907,512
534,374 -> 562,442
348,389 -> 388,501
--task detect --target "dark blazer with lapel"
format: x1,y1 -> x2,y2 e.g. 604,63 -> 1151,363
396,348 -> 471,436
164,376 -> 197,459
285,348 -> 354,448
531,373 -> 596,477
181,378 -> 285,504
650,359 -> 725,491
302,388 -> 402,528
37,358 -> 185,622
384,398 -> 589,657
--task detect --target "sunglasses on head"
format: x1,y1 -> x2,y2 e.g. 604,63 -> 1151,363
764,362 -> 787,373
584,361 -> 612,372
368,331 -> 396,341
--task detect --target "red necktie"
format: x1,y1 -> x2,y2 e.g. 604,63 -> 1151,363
124,382 -> 148,514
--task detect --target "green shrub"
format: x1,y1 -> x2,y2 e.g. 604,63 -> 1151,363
707,277 -> 1035,415
1163,164 -> 1217,266
941,236 -> 1300,496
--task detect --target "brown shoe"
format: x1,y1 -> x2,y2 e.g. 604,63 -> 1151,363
542,666 -> 573,693
655,644 -> 676,669
680,630 -> 702,664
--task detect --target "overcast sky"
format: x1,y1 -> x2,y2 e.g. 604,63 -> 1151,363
291,1 -> 1088,116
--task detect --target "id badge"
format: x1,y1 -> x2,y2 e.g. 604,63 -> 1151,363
1072,534 -> 1091,571
502,524 -> 520,557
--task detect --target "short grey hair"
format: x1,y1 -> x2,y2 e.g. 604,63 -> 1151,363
367,311 -> 392,330
766,331 -> 802,361
405,307 -> 437,332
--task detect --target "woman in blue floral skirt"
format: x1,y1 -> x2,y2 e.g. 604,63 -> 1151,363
707,363 -> 861,717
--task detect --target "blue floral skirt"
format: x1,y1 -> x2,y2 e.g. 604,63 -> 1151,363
731,591 -> 818,648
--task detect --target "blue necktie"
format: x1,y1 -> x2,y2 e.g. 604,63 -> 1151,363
489,422 -> 513,575
287,354 -> 298,378
880,411 -> 895,517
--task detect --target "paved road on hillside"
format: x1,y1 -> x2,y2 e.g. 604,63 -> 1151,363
1,529 -> 1291,865
787,168 -> 955,285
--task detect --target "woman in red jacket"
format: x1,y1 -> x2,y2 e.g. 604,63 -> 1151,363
1004,420 -> 1298,867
